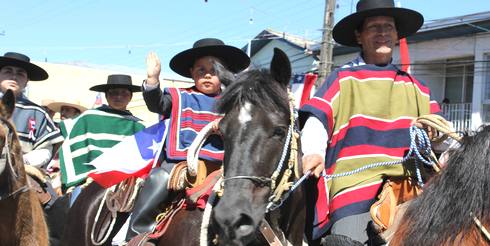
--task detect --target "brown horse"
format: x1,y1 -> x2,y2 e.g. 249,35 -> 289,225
60,181 -> 131,246
0,90 -> 49,246
389,125 -> 490,245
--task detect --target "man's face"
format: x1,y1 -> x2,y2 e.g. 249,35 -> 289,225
190,56 -> 222,95
355,16 -> 398,65
0,66 -> 29,96
105,88 -> 132,111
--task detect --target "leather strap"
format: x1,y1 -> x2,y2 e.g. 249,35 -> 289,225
259,219 -> 284,246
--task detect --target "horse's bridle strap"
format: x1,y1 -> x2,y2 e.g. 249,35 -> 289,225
222,176 -> 272,187
0,185 -> 29,201
259,218 -> 284,246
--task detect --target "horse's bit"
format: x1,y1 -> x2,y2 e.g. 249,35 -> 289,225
0,118 -> 29,201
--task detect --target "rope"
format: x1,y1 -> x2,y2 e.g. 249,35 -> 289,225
91,186 -> 117,245
471,212 -> 490,242
319,125 -> 435,187
413,114 -> 462,143
200,177 -> 222,246
187,119 -> 220,177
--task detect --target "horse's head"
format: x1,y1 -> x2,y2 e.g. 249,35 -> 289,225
0,89 -> 16,175
212,48 -> 294,245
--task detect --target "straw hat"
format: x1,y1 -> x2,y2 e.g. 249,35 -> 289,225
47,99 -> 87,113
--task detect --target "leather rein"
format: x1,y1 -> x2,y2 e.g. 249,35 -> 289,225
0,117 -> 29,201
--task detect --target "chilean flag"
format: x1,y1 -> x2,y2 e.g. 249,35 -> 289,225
291,73 -> 317,108
88,121 -> 168,188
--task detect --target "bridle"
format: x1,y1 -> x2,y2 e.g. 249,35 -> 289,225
221,90 -> 300,212
0,117 -> 29,201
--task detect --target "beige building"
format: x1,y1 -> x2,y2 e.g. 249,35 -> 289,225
25,62 -> 192,124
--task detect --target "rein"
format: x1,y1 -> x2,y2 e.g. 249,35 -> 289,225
0,118 -> 29,201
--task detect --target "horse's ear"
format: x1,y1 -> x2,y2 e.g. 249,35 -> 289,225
1,89 -> 16,119
270,48 -> 291,87
214,60 -> 235,89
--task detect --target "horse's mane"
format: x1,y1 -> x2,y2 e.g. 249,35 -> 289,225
395,125 -> 490,245
216,69 -> 289,115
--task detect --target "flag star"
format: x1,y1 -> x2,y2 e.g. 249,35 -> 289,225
148,139 -> 160,155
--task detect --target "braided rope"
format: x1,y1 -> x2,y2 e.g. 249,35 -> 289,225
319,125 -> 434,186
200,177 -> 222,246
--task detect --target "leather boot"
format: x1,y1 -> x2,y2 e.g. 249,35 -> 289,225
125,168 -> 170,241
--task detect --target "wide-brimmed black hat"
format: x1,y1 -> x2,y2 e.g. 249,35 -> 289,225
170,38 -> 250,78
333,0 -> 424,47
89,74 -> 141,93
0,52 -> 48,81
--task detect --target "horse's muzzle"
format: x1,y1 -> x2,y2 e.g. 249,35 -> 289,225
213,206 -> 257,245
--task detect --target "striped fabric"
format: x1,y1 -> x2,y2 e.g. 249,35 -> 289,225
10,96 -> 63,153
300,63 -> 441,240
164,87 -> 224,163
59,108 -> 145,188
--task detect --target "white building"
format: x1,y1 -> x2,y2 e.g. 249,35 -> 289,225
246,11 -> 490,131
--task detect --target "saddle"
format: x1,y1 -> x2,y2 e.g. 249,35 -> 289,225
25,165 -> 57,208
370,177 -> 421,233
168,160 -> 221,191
128,169 -> 223,246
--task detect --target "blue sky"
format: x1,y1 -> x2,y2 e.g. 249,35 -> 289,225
1,0 -> 489,79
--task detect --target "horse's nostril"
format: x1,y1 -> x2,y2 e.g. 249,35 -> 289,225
234,213 -> 254,238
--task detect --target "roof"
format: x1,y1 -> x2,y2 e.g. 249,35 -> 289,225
242,28 -> 318,58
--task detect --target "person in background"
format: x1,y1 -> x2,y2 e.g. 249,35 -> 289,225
41,98 -> 57,120
58,74 -> 145,190
47,98 -> 87,120
299,0 -> 441,244
0,52 -> 63,168
125,38 -> 250,241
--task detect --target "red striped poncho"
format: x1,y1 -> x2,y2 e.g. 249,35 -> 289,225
299,62 -> 441,240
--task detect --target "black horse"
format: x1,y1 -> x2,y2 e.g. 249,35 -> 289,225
211,48 -> 306,245
390,125 -> 490,245
60,181 -> 130,246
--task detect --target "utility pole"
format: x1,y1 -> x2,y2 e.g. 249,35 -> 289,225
316,0 -> 336,87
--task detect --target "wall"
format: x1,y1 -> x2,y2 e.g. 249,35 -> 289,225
25,62 -> 192,124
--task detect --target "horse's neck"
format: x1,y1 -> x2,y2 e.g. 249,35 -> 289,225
6,136 -> 28,191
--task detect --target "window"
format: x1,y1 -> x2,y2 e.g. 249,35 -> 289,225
444,57 -> 474,103
483,54 -> 490,123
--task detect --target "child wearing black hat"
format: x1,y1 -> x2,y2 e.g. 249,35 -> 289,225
126,38 -> 250,241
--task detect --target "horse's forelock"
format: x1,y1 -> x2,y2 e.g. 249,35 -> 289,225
216,69 -> 289,116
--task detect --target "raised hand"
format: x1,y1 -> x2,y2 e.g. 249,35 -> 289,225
146,51 -> 161,86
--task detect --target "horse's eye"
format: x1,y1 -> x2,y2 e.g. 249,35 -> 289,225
272,127 -> 286,138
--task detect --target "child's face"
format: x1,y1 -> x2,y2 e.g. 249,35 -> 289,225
190,56 -> 221,95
